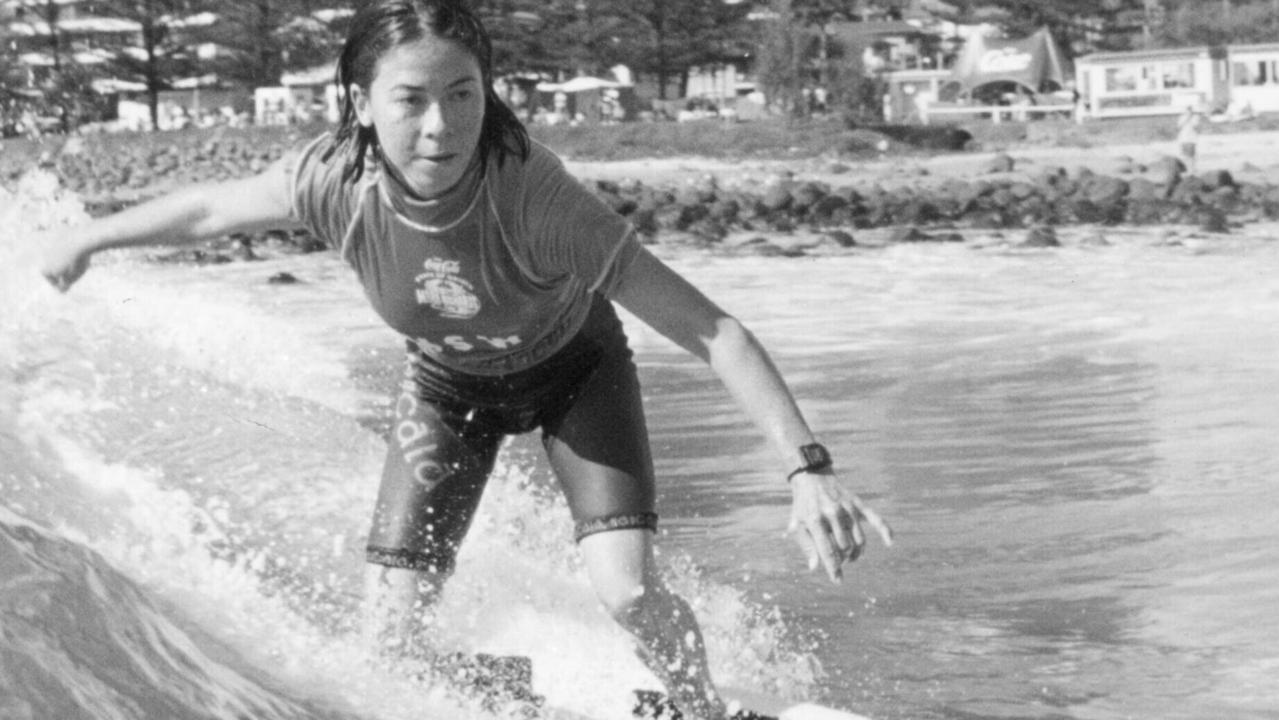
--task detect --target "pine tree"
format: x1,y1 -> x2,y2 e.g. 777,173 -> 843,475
1155,0 -> 1279,46
192,0 -> 341,86
98,0 -> 201,131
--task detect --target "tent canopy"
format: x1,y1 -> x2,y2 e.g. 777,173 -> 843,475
950,28 -> 1070,95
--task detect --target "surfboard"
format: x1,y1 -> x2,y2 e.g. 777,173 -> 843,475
635,687 -> 874,720
441,654 -> 872,720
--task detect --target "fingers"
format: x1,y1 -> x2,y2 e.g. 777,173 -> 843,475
852,499 -> 894,547
790,477 -> 893,583
42,258 -> 86,293
792,511 -> 852,583
787,516 -> 820,572
45,273 -> 69,292
792,503 -> 889,584
805,518 -> 842,583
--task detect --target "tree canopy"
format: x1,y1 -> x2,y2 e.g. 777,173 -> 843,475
11,0 -> 1279,131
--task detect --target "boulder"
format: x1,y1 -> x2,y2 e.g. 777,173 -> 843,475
1127,178 -> 1160,202
986,153 -> 1015,173
1085,176 -> 1129,205
1198,169 -> 1235,190
707,198 -> 741,222
809,194 -> 850,222
791,182 -> 829,213
1146,156 -> 1184,187
1199,207 -> 1230,234
760,183 -> 794,212
1019,226 -> 1060,247
820,229 -> 857,247
888,226 -> 961,243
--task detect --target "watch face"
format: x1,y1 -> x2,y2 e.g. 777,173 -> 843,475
800,443 -> 831,468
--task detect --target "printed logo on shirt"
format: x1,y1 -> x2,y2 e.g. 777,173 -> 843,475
415,257 -> 480,319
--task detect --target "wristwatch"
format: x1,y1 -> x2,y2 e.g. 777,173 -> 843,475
787,442 -> 832,481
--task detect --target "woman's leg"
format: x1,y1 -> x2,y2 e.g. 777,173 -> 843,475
364,390 -> 502,659
578,529 -> 727,720
542,314 -> 727,720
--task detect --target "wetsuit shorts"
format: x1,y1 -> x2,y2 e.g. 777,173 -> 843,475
365,296 -> 658,574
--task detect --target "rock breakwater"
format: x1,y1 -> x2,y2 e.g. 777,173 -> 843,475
8,129 -> 1278,265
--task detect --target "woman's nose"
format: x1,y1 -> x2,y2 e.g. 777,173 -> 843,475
420,102 -> 445,138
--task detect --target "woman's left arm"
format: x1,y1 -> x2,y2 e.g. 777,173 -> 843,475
612,248 -> 892,583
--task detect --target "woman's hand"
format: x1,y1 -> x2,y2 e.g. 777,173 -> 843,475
788,470 -> 892,583
39,233 -> 92,292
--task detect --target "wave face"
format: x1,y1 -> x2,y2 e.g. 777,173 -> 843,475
0,508 -> 352,720
0,171 -> 817,720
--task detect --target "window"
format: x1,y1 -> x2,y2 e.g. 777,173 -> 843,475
1161,62 -> 1194,89
1231,60 -> 1279,86
1105,66 -> 1138,92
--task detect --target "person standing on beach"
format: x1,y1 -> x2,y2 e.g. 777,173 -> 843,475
36,2 -> 892,718
1177,104 -> 1204,174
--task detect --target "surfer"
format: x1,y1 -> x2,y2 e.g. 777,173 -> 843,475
38,2 -> 892,718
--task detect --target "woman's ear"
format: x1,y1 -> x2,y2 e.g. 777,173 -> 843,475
350,85 -> 374,128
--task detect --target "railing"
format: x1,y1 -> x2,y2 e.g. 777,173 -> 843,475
920,103 -> 1078,124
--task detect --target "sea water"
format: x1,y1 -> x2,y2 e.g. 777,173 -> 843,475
3,170 -> 1278,720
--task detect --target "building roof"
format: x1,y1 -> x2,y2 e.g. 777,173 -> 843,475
1077,46 -> 1217,64
830,20 -> 929,41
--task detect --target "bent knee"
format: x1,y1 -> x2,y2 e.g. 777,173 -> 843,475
594,578 -> 664,625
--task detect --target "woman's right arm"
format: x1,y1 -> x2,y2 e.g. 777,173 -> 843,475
40,160 -> 301,292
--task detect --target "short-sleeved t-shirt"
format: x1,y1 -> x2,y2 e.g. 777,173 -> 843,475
288,134 -> 641,376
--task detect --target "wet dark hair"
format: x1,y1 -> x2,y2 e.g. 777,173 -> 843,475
323,0 -> 529,183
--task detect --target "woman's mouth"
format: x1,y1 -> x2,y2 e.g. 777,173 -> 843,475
419,152 -> 456,164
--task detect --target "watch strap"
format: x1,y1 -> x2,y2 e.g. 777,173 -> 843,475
787,442 -> 832,481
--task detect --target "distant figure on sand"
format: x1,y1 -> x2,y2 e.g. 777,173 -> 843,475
1178,104 -> 1204,174
36,1 -> 891,718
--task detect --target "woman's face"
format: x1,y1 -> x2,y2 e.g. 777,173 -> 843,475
352,36 -> 485,198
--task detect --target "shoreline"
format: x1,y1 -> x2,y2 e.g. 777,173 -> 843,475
565,128 -> 1279,190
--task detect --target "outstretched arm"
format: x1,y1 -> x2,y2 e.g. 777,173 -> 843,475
611,247 -> 892,583
40,160 -> 301,291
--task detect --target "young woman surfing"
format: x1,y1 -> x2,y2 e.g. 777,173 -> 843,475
39,2 -> 892,718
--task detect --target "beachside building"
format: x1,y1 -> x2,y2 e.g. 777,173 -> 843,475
1227,43 -> 1279,115
1074,46 -> 1228,120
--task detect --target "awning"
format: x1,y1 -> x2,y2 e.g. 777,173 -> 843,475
1,86 -> 45,100
536,76 -> 620,93
8,16 -> 140,36
951,27 -> 1071,94
163,12 -> 219,29
282,64 -> 334,86
172,74 -> 220,89
312,8 -> 354,24
18,48 -> 113,66
92,78 -> 146,93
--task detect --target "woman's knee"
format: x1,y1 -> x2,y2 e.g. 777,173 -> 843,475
579,529 -> 663,624
595,574 -> 661,625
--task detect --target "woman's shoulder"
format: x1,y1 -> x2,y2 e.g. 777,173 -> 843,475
288,131 -> 368,235
488,139 -> 565,182
291,133 -> 373,199
289,132 -> 341,177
